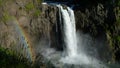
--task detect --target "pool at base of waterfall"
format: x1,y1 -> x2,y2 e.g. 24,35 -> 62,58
41,47 -> 108,68
60,54 -> 91,65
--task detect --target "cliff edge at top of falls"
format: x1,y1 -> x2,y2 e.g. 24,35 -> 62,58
0,0 -> 120,67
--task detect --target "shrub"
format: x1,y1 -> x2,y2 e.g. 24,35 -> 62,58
0,0 -> 2,6
34,9 -> 41,17
0,47 -> 31,68
117,36 -> 120,42
115,0 -> 120,6
1,11 -> 11,23
25,2 -> 35,12
37,0 -> 42,4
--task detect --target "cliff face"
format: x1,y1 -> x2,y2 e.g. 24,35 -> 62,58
75,4 -> 112,62
75,3 -> 120,63
0,0 -> 120,66
0,0 -> 60,67
0,0 -> 59,63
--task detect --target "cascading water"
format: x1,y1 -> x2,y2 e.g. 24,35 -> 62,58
57,5 -> 90,65
57,5 -> 107,68
41,3 -> 107,68
57,5 -> 77,57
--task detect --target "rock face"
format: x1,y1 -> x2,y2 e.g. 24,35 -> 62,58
0,0 -> 120,66
75,3 -> 120,63
74,3 -> 112,62
0,0 -> 60,62
75,4 -> 107,36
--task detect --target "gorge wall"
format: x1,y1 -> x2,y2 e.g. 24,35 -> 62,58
0,0 -> 120,67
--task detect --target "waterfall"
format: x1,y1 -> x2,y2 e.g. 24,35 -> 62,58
57,5 -> 77,57
57,5 -> 95,64
41,3 -> 107,68
57,5 -> 102,66
57,5 -> 90,65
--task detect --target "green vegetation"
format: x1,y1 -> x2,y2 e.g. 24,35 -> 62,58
116,7 -> 120,25
25,2 -> 41,17
0,0 -> 2,7
0,47 -> 31,68
116,0 -> 120,6
118,1 -> 120,6
0,0 -> 14,7
34,9 -> 41,17
0,0 -> 6,7
0,46 -> 55,68
36,0 -> 42,4
116,18 -> 120,24
1,11 -> 12,25
116,36 -> 120,42
25,2 -> 35,12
